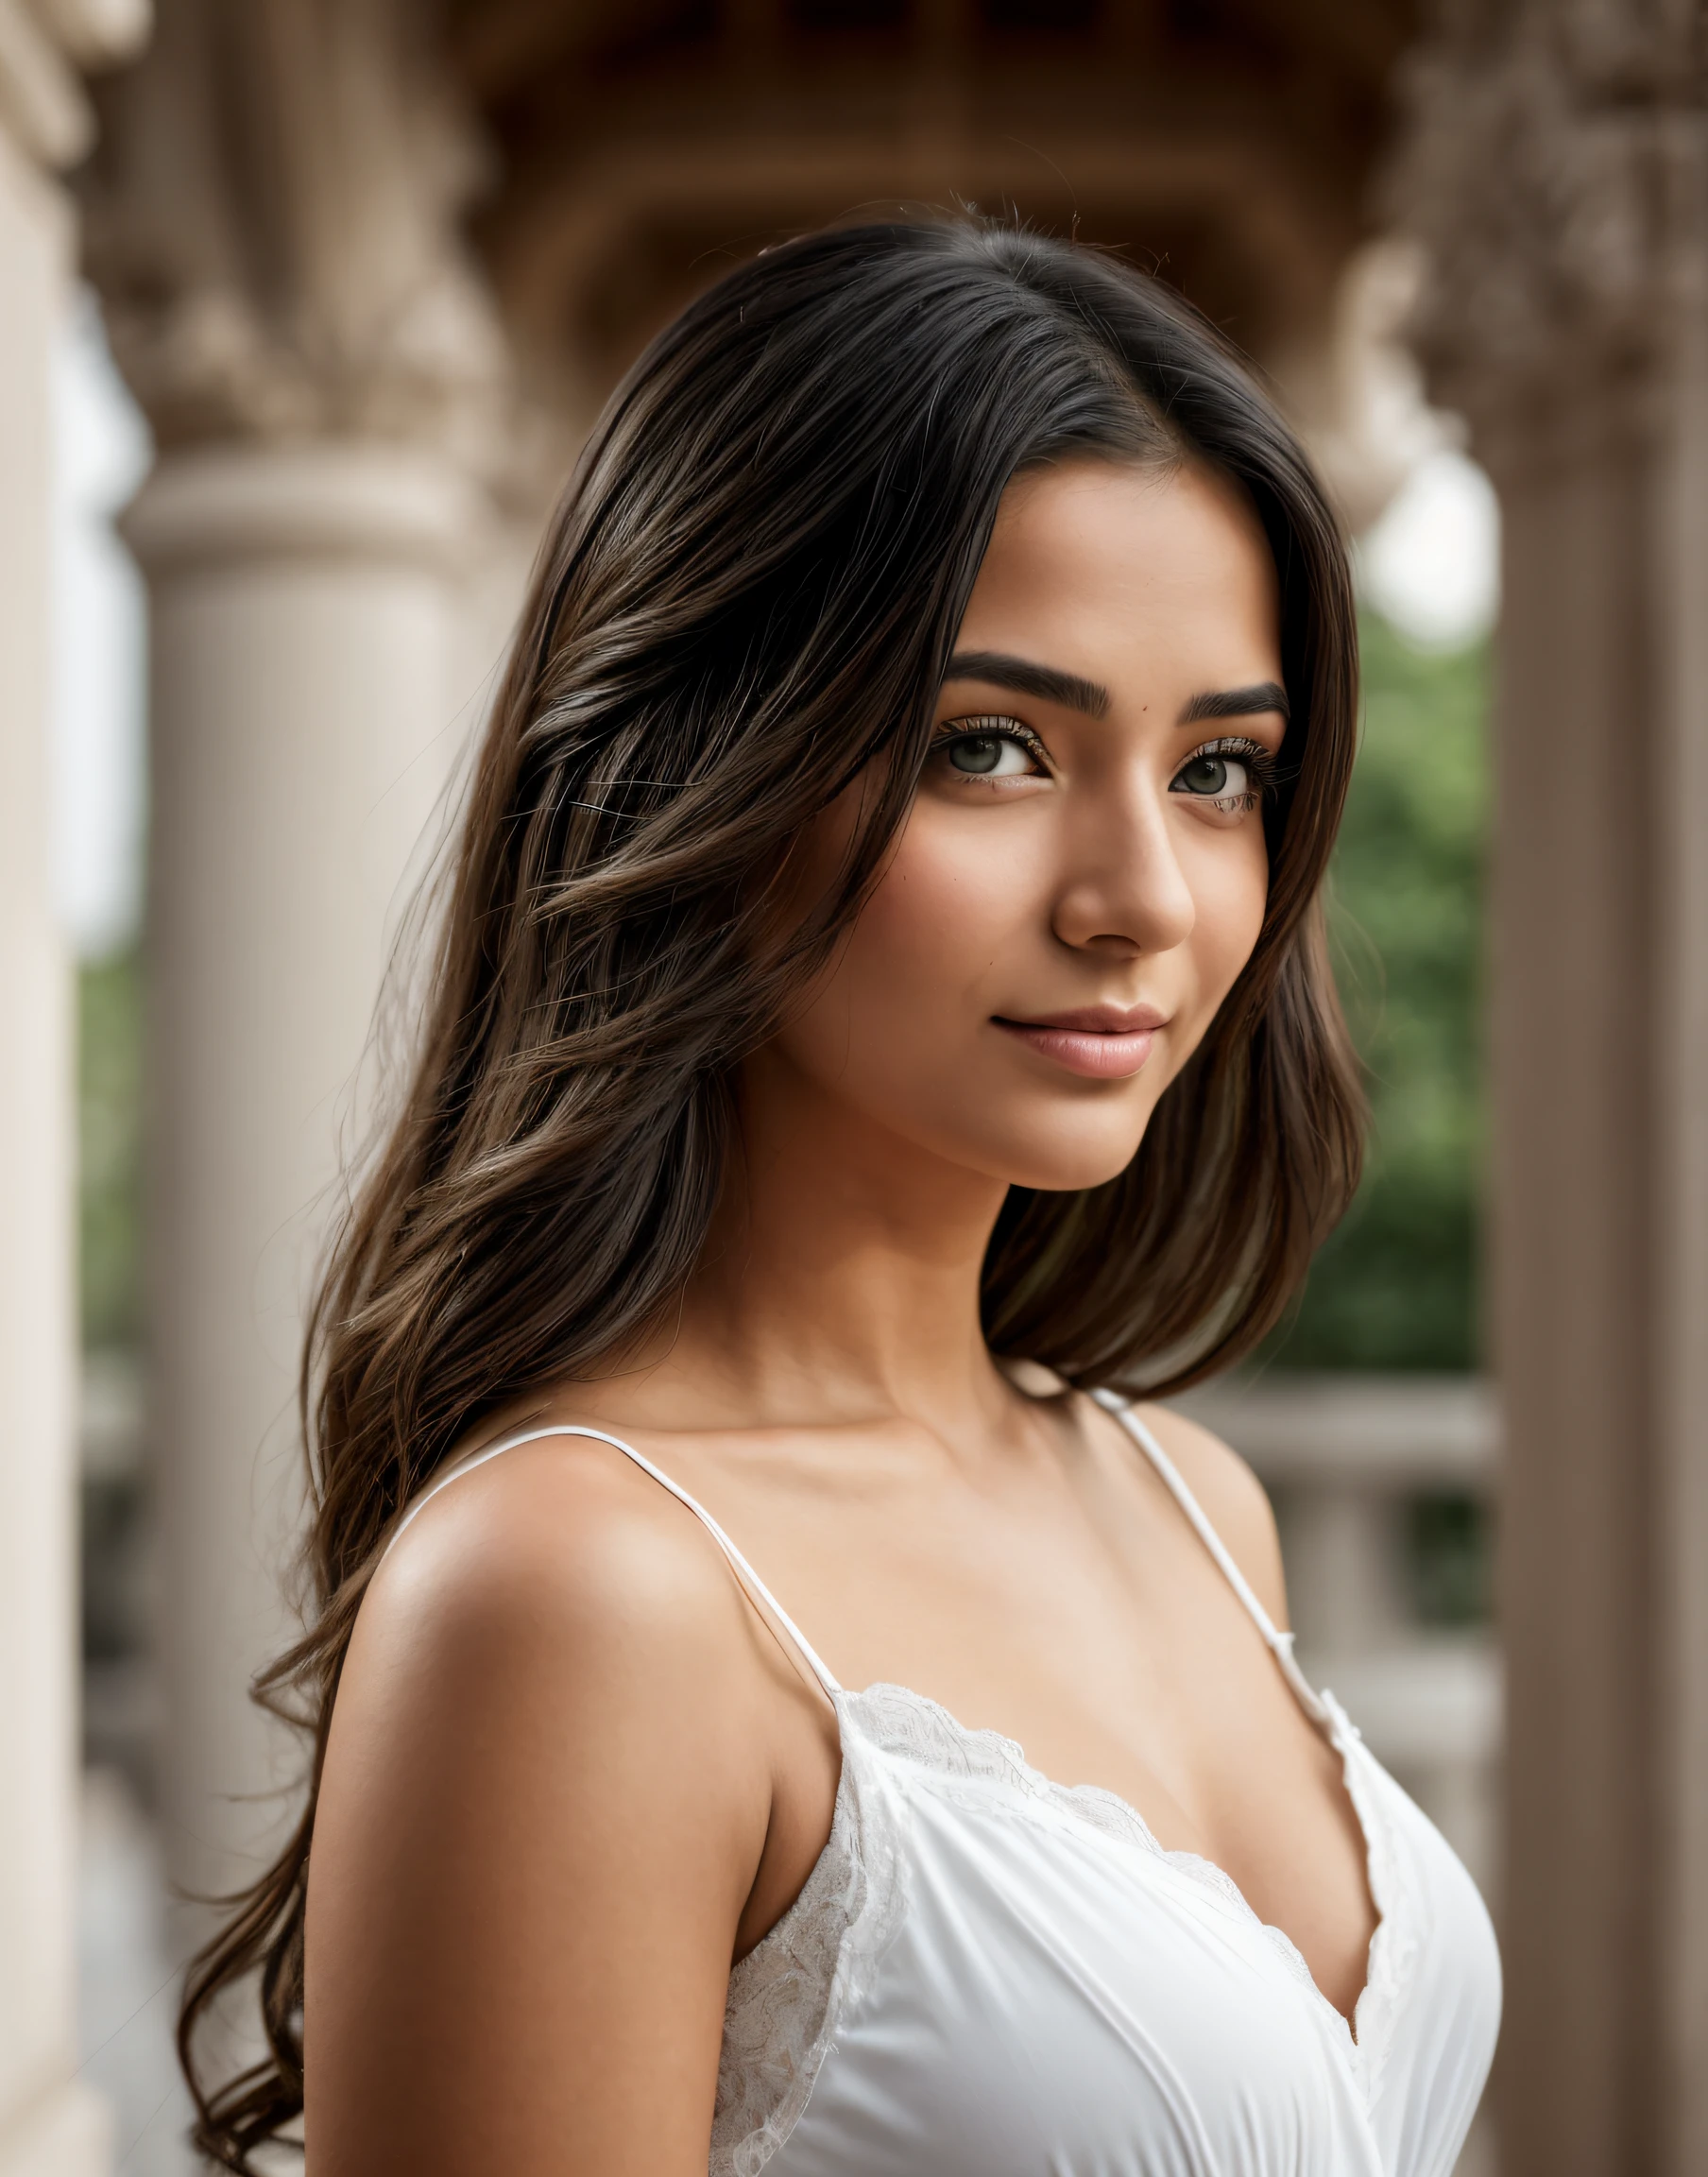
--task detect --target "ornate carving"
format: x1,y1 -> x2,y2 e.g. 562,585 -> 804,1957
1386,0 -> 1707,432
82,0 -> 510,466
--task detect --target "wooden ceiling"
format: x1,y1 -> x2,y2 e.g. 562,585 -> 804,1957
441,0 -> 1420,426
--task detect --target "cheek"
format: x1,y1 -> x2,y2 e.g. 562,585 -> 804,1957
1179,825 -> 1271,1018
779,803 -> 1042,1097
848,809 -> 1036,992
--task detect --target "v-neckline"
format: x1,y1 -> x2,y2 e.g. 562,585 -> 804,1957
832,1675 -> 1395,2060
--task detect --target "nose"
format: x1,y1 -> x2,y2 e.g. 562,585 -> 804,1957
1050,774 -> 1196,958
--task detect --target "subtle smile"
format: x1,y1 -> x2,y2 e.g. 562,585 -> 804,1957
992,1004 -> 1169,1080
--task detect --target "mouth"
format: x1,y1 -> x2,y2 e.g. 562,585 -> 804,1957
991,1004 -> 1169,1081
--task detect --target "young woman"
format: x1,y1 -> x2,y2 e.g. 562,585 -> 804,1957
182,221 -> 1499,2177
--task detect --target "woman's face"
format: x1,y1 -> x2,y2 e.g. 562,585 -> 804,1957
770,455 -> 1288,1194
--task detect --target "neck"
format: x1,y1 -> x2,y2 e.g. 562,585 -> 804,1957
620,1045 -> 1016,1436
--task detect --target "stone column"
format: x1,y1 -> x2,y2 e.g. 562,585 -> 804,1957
0,3 -> 144,2171
85,0 -> 513,1921
124,444 -> 489,1912
1394,11 -> 1708,2173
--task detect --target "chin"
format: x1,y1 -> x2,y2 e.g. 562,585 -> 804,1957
1004,1153 -> 1143,1194
979,1120 -> 1152,1195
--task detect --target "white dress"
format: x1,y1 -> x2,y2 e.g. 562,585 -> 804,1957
391,1392 -> 1501,2177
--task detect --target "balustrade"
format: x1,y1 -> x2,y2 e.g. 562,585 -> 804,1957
1173,1375 -> 1501,1901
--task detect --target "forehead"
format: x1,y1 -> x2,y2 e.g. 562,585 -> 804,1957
957,457 -> 1280,677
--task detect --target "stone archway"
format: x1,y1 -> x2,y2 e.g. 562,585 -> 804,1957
444,0 -> 1412,449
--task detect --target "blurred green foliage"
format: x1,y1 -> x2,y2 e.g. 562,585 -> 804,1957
1272,612 -> 1489,1371
78,945 -> 144,1353
1408,1490 -> 1494,1626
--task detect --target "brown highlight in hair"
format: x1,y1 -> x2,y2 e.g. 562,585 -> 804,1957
178,219 -> 1364,2168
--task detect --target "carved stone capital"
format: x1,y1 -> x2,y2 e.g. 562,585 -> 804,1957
82,0 -> 511,471
1387,0 -> 1708,447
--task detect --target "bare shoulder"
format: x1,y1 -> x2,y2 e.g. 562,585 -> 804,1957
324,1426 -> 783,1862
1124,1399 -> 1290,1630
322,1425 -> 781,1904
307,1431 -> 777,2174
355,1428 -> 758,1683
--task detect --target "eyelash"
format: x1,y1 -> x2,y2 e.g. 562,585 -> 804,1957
930,718 -> 1281,807
930,714 -> 1051,770
1180,734 -> 1280,812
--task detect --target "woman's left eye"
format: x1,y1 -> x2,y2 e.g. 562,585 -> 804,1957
933,718 -> 1047,780
1170,738 -> 1272,811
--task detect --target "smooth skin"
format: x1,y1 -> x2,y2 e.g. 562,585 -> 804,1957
306,457 -> 1377,2176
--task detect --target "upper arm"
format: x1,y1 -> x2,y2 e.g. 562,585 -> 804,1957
305,1445 -> 774,2177
1132,1403 -> 1291,1632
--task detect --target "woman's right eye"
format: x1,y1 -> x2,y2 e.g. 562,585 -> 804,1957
933,717 -> 1049,780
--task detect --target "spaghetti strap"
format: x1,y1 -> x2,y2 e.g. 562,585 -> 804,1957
386,1424 -> 843,1704
1091,1389 -> 1330,1726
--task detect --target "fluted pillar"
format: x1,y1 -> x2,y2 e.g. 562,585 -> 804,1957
1395,13 -> 1708,2173
0,2 -> 145,2169
84,0 -> 515,1921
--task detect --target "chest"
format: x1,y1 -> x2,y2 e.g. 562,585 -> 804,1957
704,1448 -> 1375,1991
715,1696 -> 1503,2177
703,1439 -> 1259,1752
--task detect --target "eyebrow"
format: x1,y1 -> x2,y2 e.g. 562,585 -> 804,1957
943,650 -> 1111,719
945,652 -> 1290,729
1182,681 -> 1290,725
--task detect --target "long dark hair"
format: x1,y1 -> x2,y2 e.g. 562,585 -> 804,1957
179,218 -> 1364,2168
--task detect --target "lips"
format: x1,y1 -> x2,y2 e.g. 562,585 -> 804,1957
992,1004 -> 1168,1081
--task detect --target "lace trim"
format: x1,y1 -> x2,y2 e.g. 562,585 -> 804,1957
1324,1692 -> 1418,2099
711,1711 -> 904,2177
711,1680 -> 1410,2171
849,1682 -> 1322,1993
